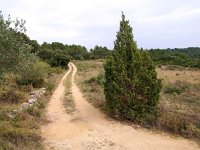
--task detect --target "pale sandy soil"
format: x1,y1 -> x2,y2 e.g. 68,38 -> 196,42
42,62 -> 199,150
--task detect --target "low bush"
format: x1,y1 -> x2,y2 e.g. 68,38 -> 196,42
156,111 -> 188,133
0,103 -> 44,150
85,74 -> 104,86
75,60 -> 200,142
156,110 -> 200,140
0,74 -> 27,103
37,49 -> 70,68
0,89 -> 26,103
17,61 -> 50,88
164,80 -> 190,95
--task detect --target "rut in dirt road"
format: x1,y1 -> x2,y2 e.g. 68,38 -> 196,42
42,62 -> 199,150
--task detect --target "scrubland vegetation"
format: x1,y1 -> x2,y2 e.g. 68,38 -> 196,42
0,12 -> 66,149
73,14 -> 200,143
1,9 -> 200,149
74,59 -> 200,142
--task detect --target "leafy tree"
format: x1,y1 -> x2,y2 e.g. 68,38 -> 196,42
38,49 -> 70,67
17,61 -> 50,87
0,11 -> 35,74
66,44 -> 88,60
148,47 -> 200,68
104,13 -> 162,123
90,45 -> 112,59
41,42 -> 52,49
51,50 -> 70,67
0,11 -> 51,89
51,42 -> 65,50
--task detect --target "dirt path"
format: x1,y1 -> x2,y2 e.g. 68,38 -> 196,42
42,62 -> 199,150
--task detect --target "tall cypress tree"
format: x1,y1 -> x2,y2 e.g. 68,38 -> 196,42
104,13 -> 162,123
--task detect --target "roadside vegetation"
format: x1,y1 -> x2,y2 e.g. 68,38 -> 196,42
104,13 -> 162,123
0,11 -> 66,149
74,59 -> 200,142
74,60 -> 105,109
1,9 -> 200,149
73,13 -> 200,143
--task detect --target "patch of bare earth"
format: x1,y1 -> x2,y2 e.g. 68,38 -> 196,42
42,62 -> 199,150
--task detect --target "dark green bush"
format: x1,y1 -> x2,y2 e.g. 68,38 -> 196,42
86,74 -> 104,86
37,49 -> 70,67
104,13 -> 162,123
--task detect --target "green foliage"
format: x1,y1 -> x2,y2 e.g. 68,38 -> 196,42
0,11 -> 48,89
86,74 -> 104,86
17,61 -> 50,88
51,50 -> 70,67
39,42 -> 113,61
104,13 -> 162,123
148,48 -> 200,68
0,12 -> 36,75
90,45 -> 112,59
40,42 -> 88,60
164,81 -> 189,95
37,49 -> 70,67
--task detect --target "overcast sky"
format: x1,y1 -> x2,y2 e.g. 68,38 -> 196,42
1,0 -> 200,49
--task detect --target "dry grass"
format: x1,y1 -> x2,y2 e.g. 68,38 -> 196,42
74,60 -> 200,142
0,68 -> 66,150
157,66 -> 200,84
73,60 -> 105,109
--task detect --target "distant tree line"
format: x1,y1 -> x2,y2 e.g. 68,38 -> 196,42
36,42 -> 112,66
2,10 -> 199,69
147,47 -> 200,68
36,41 -> 200,68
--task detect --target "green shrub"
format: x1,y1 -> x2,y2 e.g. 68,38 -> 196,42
17,61 -> 50,88
164,80 -> 189,95
86,74 -> 104,86
46,82 -> 54,92
38,49 -> 70,68
104,13 -> 162,123
24,100 -> 47,118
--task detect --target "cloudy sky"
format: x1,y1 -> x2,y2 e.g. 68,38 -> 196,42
1,0 -> 200,49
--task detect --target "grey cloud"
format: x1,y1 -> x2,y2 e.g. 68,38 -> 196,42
1,0 -> 200,49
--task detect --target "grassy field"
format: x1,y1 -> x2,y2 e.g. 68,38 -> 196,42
0,68 -> 65,150
74,59 -> 200,142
